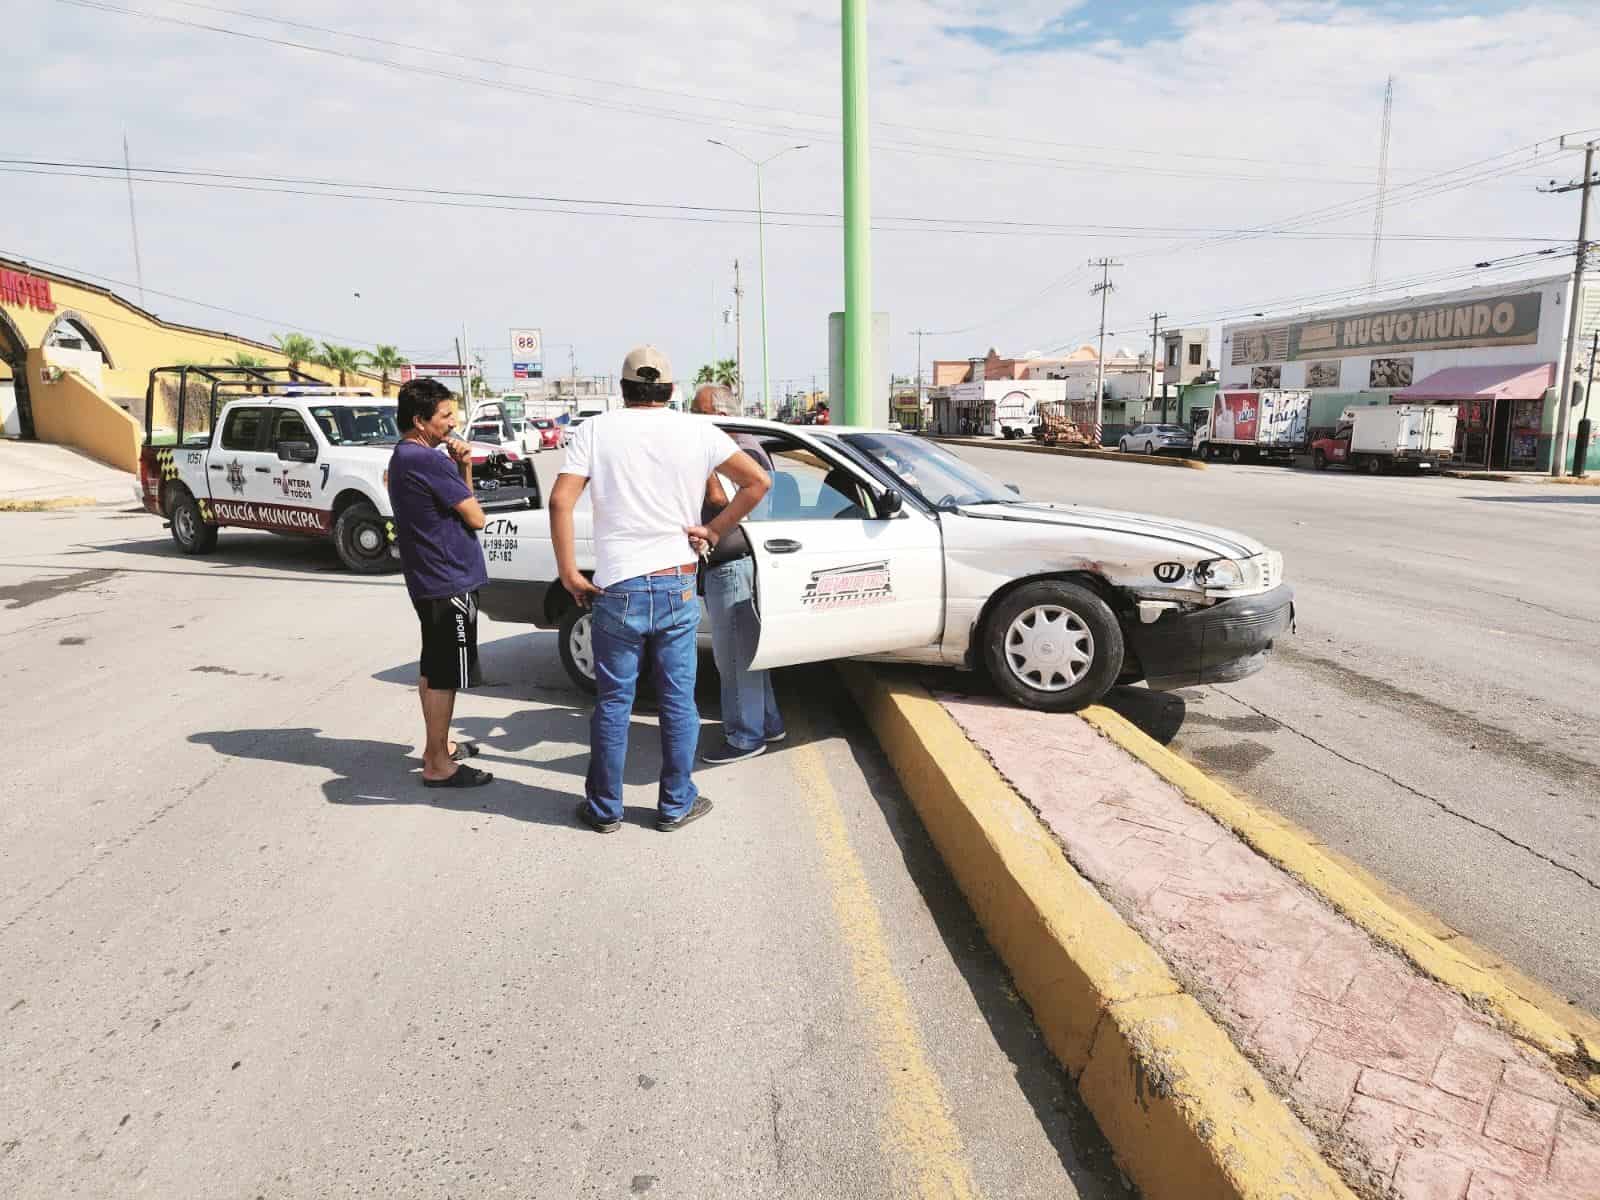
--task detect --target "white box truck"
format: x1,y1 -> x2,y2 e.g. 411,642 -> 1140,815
1311,405 -> 1458,474
1194,389 -> 1312,464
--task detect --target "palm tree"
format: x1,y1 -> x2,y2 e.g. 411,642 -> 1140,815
364,344 -> 408,397
273,332 -> 316,373
695,358 -> 739,389
315,342 -> 364,388
226,351 -> 265,368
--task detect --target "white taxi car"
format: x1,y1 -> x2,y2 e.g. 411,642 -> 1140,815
479,420 -> 1294,711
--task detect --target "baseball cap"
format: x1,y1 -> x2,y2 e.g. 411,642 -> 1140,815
620,345 -> 673,384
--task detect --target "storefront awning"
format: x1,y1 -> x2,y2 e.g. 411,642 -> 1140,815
1393,362 -> 1555,401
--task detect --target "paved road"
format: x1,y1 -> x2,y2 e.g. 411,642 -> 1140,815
946,443 -> 1600,1013
0,504 -> 1126,1199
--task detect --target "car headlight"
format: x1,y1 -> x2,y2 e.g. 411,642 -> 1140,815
1193,558 -> 1246,588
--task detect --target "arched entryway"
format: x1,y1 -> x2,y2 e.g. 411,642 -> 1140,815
41,310 -> 114,367
0,307 -> 33,439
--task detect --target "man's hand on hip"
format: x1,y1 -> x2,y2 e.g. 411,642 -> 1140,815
562,570 -> 602,608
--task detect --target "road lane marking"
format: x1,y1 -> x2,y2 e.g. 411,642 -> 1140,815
790,724 -> 980,1200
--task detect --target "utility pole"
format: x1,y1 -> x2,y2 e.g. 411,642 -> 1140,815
454,336 -> 469,410
1369,76 -> 1394,294
122,133 -> 146,307
1575,331 -> 1597,478
841,0 -> 873,428
1089,258 -> 1121,444
1542,140 -> 1595,477
733,258 -> 745,412
911,328 -> 928,426
1148,312 -> 1167,422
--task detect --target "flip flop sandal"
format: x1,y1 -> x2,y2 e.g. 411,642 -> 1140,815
450,741 -> 480,762
423,764 -> 494,789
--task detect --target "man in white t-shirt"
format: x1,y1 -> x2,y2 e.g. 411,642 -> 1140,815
550,345 -> 770,835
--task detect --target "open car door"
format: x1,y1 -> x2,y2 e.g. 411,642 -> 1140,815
730,430 -> 944,670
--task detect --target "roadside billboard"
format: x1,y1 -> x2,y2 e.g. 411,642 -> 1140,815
510,328 -> 543,381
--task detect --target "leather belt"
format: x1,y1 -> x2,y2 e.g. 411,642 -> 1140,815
649,562 -> 699,577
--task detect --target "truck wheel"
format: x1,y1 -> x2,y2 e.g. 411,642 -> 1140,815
1230,447 -> 1245,464
333,501 -> 397,574
1365,456 -> 1385,476
558,605 -> 597,695
1312,449 -> 1328,470
982,580 -> 1124,712
168,489 -> 218,555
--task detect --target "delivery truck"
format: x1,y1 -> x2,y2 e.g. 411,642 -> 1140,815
1193,390 -> 1311,464
1311,405 -> 1457,474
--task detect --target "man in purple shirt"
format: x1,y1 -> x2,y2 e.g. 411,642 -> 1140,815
387,378 -> 493,789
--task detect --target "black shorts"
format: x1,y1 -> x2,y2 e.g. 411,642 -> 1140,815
413,591 -> 481,690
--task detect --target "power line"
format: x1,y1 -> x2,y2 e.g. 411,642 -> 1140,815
145,0 -> 1513,177
53,0 -> 1582,190
2,158 -> 1569,245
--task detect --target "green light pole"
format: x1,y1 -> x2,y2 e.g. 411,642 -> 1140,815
842,0 -> 872,427
709,140 -> 809,418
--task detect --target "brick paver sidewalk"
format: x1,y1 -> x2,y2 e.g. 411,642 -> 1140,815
943,696 -> 1600,1200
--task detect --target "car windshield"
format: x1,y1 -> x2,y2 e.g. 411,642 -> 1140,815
839,431 -> 1018,508
1155,424 -> 1188,434
309,405 -> 400,445
532,419 -> 553,429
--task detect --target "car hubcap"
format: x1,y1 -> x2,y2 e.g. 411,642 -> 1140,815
356,525 -> 383,553
570,612 -> 595,679
1004,605 -> 1094,693
175,507 -> 193,541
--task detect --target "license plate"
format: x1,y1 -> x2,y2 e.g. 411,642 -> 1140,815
1418,462 -> 1432,470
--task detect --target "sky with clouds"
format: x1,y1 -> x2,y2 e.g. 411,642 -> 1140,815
5,0 -> 1597,399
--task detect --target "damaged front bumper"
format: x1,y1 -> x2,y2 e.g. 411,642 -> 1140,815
1125,584 -> 1295,692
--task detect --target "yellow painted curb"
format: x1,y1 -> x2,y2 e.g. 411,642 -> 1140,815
840,665 -> 1356,1200
0,495 -> 99,512
1080,705 -> 1600,1101
927,435 -> 1207,470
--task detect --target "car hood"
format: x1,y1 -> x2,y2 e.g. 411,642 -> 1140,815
955,501 -> 1265,559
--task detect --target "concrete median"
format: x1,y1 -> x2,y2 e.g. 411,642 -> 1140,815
841,664 -> 1600,1199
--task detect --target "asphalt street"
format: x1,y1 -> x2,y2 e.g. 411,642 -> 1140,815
0,502 -> 1127,1199
947,443 -> 1600,1013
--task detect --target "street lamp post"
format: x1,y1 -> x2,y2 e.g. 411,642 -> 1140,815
709,139 -> 809,419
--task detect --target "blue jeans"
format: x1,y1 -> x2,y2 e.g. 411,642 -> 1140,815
584,571 -> 702,824
704,557 -> 784,751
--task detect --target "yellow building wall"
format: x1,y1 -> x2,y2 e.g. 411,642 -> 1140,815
26,348 -> 143,472
2,262 -> 393,471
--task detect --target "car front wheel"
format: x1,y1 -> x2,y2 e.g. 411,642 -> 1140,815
982,580 -> 1124,712
558,605 -> 598,695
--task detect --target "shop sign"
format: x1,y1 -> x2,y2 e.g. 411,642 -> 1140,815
1231,289 -> 1543,364
0,268 -> 56,314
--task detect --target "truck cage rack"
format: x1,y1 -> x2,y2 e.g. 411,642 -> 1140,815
142,365 -> 378,447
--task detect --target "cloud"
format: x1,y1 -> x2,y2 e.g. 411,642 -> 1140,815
3,0 -> 1597,395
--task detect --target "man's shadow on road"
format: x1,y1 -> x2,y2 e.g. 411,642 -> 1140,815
190,700 -> 702,829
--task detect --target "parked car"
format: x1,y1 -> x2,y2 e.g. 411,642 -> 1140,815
1119,423 -> 1193,455
527,417 -> 564,452
137,366 -> 537,574
477,418 -> 1293,712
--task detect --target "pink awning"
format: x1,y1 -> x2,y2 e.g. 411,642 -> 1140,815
1393,362 -> 1555,402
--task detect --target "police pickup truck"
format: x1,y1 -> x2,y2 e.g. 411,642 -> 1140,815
479,418 -> 1294,712
137,366 -> 538,573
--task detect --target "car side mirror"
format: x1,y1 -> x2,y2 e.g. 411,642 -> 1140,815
1006,483 -> 1021,494
278,440 -> 317,463
877,489 -> 904,517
